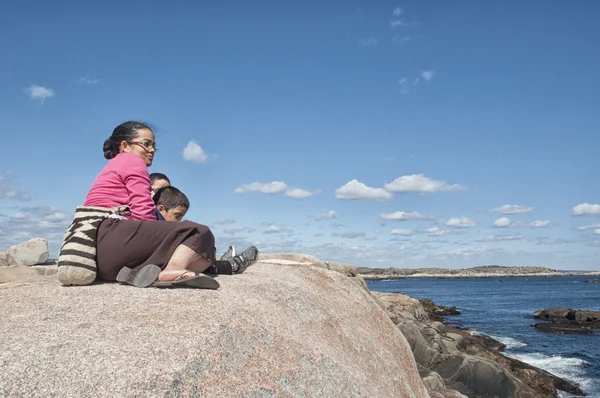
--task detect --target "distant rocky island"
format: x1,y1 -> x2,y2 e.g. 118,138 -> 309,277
357,265 -> 600,280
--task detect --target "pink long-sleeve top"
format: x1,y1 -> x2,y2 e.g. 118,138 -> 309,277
84,153 -> 157,221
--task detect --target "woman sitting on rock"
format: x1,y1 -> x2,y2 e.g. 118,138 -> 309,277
64,121 -> 258,289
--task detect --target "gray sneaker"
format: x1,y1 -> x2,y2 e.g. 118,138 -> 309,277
232,246 -> 259,274
219,245 -> 236,261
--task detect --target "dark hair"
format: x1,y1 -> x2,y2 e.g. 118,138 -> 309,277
153,186 -> 190,211
149,172 -> 171,185
103,121 -> 153,159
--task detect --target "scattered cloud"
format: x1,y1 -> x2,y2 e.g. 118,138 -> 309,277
493,217 -> 552,228
595,229 -> 600,236
25,85 -> 55,103
476,234 -> 523,242
379,211 -> 433,221
77,76 -> 99,85
391,229 -> 413,236
335,179 -> 392,201
489,204 -> 533,214
284,188 -> 320,199
338,232 -> 366,239
212,218 -> 235,225
494,217 -> 511,228
445,217 -> 477,228
357,37 -> 379,46
315,210 -> 337,221
390,20 -> 405,28
223,226 -> 253,235
392,35 -> 411,47
572,203 -> 600,216
577,223 -> 600,231
426,227 -> 453,236
398,77 -> 409,95
263,225 -> 281,234
182,141 -> 207,163
393,5 -> 402,16
0,171 -> 31,202
420,70 -> 435,81
384,174 -> 465,193
234,181 -> 287,194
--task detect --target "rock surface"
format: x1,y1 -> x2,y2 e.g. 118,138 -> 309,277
6,238 -> 49,266
0,252 -> 7,267
533,308 -> 600,334
0,259 -> 429,398
373,291 -> 584,397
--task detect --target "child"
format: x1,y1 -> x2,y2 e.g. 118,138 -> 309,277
149,172 -> 171,198
153,186 -> 237,264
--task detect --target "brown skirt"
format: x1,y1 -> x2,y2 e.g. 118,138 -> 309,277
96,218 -> 216,281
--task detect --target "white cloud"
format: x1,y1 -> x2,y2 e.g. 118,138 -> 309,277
234,181 -> 287,194
212,218 -> 235,225
182,141 -> 207,163
357,37 -> 379,46
494,216 -> 551,228
494,217 -> 511,228
379,211 -> 433,221
335,179 -> 392,201
284,188 -> 319,199
426,227 -> 453,236
78,76 -> 99,85
339,232 -> 366,239
263,225 -> 281,234
384,174 -> 465,193
489,204 -> 533,214
477,234 -> 522,242
573,203 -> 600,216
25,85 -> 55,103
393,35 -> 411,46
445,217 -> 477,228
577,223 -> 600,231
398,77 -> 410,95
390,20 -> 405,28
594,229 -> 600,236
0,187 -> 31,201
315,210 -> 337,220
223,226 -> 252,235
420,70 -> 435,81
391,229 -> 413,236
393,5 -> 402,16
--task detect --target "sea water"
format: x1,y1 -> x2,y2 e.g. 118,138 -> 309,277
368,276 -> 600,397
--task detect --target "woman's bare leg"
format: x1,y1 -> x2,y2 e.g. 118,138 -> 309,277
157,244 -> 211,282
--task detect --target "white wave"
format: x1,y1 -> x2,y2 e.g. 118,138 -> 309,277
505,352 -> 592,392
468,331 -> 527,349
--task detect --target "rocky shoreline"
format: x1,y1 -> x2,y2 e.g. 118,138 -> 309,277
357,265 -> 600,280
372,291 -> 585,397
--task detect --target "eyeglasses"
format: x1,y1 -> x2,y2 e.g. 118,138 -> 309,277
128,140 -> 158,152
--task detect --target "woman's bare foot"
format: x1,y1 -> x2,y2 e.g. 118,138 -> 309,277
158,269 -> 199,282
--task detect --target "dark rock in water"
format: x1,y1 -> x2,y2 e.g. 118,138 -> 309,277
533,308 -> 600,334
533,322 -> 595,334
583,278 -> 600,283
418,298 -> 461,322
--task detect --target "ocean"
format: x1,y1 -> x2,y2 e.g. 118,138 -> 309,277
367,275 -> 600,398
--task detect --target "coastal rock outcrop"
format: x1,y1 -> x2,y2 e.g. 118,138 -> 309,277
5,238 -> 49,266
0,257 -> 428,397
0,252 -> 7,267
373,291 -> 584,397
533,308 -> 600,334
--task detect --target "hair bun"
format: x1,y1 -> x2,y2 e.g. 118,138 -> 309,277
103,138 -> 117,159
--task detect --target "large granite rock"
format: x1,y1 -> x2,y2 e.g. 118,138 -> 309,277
533,308 -> 600,334
258,253 -> 357,277
0,252 -> 7,267
0,260 -> 428,397
6,238 -> 49,266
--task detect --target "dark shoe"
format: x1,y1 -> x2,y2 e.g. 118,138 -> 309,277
219,245 -> 236,261
232,246 -> 259,274
116,264 -> 161,288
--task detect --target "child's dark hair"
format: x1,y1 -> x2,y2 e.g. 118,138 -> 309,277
149,172 -> 171,185
153,186 -> 190,211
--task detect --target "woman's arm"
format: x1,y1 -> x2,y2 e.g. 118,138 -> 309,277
122,156 -> 157,221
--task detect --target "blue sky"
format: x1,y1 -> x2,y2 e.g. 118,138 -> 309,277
1,1 -> 599,270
